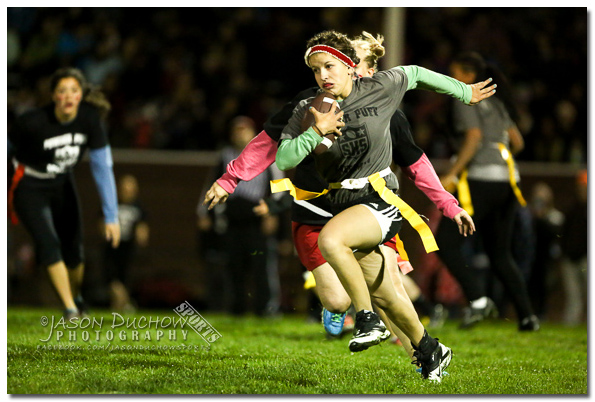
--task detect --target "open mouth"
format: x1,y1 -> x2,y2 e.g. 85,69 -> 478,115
323,83 -> 333,89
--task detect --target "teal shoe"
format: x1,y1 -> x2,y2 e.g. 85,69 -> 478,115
322,308 -> 346,336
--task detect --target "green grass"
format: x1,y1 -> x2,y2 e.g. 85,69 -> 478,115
7,307 -> 587,394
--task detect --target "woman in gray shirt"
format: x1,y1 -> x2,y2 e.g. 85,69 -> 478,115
276,30 -> 495,382
436,52 -> 539,332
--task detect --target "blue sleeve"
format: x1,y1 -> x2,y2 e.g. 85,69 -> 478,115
89,145 -> 118,223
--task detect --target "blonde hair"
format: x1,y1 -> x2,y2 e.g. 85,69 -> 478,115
351,31 -> 386,71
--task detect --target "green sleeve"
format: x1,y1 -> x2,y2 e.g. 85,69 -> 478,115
276,127 -> 323,171
399,65 -> 472,104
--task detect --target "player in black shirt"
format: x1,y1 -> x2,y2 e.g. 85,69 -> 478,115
8,67 -> 120,320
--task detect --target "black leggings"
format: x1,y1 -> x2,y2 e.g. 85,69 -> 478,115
13,173 -> 84,268
225,222 -> 273,316
435,180 -> 534,320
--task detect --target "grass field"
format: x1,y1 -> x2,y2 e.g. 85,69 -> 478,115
7,307 -> 588,394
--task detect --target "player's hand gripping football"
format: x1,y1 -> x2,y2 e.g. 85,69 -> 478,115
453,210 -> 475,237
468,78 -> 497,105
203,181 -> 230,210
309,101 -> 344,137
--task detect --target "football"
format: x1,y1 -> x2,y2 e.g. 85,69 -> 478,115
301,92 -> 340,154
313,133 -> 337,154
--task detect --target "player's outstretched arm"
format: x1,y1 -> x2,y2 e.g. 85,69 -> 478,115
399,65 -> 496,105
402,154 -> 463,220
203,130 -> 278,210
468,78 -> 497,105
453,210 -> 475,237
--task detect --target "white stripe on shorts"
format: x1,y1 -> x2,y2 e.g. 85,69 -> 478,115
362,204 -> 402,242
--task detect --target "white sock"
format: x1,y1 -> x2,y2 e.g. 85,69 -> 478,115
470,297 -> 488,309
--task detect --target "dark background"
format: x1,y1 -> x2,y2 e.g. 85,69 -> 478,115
8,8 -> 587,162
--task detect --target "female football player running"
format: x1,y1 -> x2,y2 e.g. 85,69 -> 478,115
275,30 -> 493,381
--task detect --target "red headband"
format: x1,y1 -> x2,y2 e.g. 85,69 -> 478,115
304,45 -> 356,68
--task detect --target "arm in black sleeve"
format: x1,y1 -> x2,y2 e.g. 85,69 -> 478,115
391,109 -> 463,220
390,109 -> 424,167
86,105 -> 110,150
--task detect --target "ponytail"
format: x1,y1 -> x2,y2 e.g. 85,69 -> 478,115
352,31 -> 386,71
84,85 -> 111,118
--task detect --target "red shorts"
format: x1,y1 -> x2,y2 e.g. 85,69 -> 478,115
292,222 -> 326,271
292,222 -> 399,271
383,236 -> 397,252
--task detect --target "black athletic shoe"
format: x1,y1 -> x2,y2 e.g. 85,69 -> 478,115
460,298 -> 498,329
519,315 -> 540,331
413,340 -> 452,383
348,310 -> 391,352
74,297 -> 89,317
63,308 -> 80,323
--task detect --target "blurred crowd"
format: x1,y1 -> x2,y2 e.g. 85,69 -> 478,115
7,7 -> 587,163
402,8 -> 587,165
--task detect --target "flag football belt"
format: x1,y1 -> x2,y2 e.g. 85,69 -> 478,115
457,142 -> 527,216
8,159 -> 60,225
392,234 -> 413,272
270,167 -> 439,255
12,159 -> 58,179
7,163 -> 25,225
303,271 -> 317,290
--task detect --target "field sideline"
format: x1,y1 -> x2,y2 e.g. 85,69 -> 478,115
7,307 -> 587,394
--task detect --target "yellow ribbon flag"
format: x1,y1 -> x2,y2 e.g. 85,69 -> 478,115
455,143 -> 526,214
393,234 -> 410,261
456,169 -> 474,216
497,143 -> 527,207
303,271 -> 316,290
271,171 -> 439,255
270,178 -> 329,201
368,172 -> 439,254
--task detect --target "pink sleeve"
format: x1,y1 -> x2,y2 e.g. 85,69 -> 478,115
402,153 -> 463,220
215,130 -> 278,194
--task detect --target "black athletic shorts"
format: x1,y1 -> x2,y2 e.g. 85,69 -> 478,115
331,192 -> 403,245
13,172 -> 84,268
